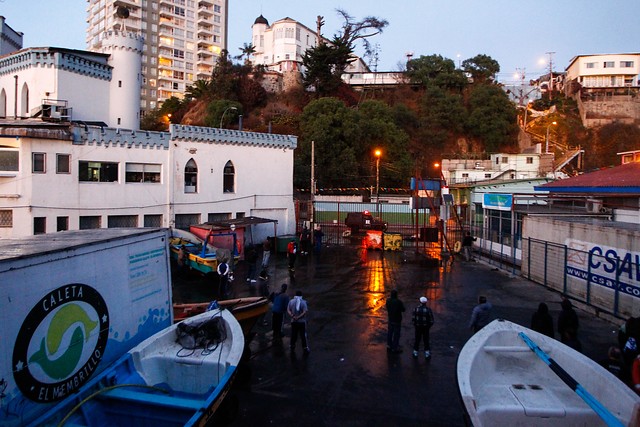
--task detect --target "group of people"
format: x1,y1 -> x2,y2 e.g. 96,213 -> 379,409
530,297 -> 581,351
385,290 -> 436,358
269,284 -> 311,354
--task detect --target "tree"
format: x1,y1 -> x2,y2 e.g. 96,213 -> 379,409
466,85 -> 518,152
406,54 -> 467,91
302,10 -> 388,96
237,43 -> 256,65
462,54 -> 500,83
203,100 -> 242,129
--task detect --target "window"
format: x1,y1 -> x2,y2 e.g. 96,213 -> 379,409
144,214 -> 163,227
208,212 -> 231,222
32,153 -> 46,173
462,173 -> 469,178
34,217 -> 46,234
108,215 -> 138,228
223,161 -> 235,193
526,157 -> 533,164
79,161 -> 119,182
484,173 -> 492,178
0,209 -> 12,227
603,61 -> 614,68
586,62 -> 596,69
620,61 -> 634,68
184,159 -> 198,193
57,216 -> 69,231
501,157 -> 508,164
79,216 -> 101,229
0,148 -> 18,172
175,213 -> 200,229
126,163 -> 161,183
57,154 -> 70,173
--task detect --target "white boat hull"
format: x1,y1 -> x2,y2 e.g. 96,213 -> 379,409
457,319 -> 640,426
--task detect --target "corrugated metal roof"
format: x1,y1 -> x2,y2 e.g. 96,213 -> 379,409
536,162 -> 640,194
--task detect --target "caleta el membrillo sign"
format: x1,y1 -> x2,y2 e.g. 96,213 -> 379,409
12,284 -> 109,403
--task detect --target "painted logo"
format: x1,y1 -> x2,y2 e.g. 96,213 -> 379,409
12,284 -> 109,402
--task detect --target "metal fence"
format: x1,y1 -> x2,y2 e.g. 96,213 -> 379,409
522,237 -> 638,319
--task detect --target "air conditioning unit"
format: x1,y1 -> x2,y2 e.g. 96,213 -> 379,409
586,199 -> 602,213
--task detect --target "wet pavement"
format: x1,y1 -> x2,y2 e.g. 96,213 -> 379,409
172,242 -> 621,427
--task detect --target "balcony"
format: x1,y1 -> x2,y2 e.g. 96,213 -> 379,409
197,25 -> 213,36
198,0 -> 214,6
198,5 -> 214,17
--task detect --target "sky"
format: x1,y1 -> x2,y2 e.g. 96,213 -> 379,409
1,0 -> 639,85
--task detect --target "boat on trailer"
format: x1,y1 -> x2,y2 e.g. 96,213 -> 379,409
174,297 -> 270,337
457,319 -> 640,427
29,308 -> 244,427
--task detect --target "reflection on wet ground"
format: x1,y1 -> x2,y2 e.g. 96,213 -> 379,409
172,242 -> 618,427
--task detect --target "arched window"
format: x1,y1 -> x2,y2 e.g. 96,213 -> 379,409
20,83 -> 29,118
184,158 -> 198,193
223,161 -> 235,193
0,89 -> 6,118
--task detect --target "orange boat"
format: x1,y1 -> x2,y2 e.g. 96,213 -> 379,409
174,296 -> 269,337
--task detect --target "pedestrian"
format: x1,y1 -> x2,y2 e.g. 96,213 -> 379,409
299,226 -> 311,255
271,284 -> 290,340
386,289 -> 405,353
412,296 -> 434,359
245,243 -> 258,283
530,302 -> 554,338
287,290 -> 310,354
313,226 -> 324,253
599,346 -> 623,379
468,295 -> 493,333
217,259 -> 230,297
287,239 -> 298,272
462,231 -> 476,262
177,245 -> 189,277
557,297 -> 579,345
261,237 -> 272,269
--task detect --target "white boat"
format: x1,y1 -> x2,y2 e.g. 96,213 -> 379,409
457,319 -> 640,427
29,308 -> 244,427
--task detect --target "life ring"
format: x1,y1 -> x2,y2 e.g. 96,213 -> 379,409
454,241 -> 462,253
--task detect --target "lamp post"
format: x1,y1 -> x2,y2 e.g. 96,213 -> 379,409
374,149 -> 381,215
545,121 -> 557,154
220,106 -> 238,129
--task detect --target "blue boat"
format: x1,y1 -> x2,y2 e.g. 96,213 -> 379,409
28,308 -> 244,427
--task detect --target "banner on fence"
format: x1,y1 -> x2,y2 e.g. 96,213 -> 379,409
482,193 -> 512,211
565,238 -> 640,298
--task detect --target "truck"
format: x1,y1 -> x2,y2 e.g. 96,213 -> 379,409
0,228 -> 173,426
345,210 -> 388,234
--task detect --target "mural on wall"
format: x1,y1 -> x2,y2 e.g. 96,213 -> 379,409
566,238 -> 640,298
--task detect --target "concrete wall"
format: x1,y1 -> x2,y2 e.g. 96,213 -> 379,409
523,216 -> 640,318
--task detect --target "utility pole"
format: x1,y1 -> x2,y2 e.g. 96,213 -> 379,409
545,51 -> 555,96
310,140 -> 315,237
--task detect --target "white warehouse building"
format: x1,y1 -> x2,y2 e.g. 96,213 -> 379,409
0,30 -> 297,240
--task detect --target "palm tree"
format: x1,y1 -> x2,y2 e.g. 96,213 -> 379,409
238,43 -> 256,65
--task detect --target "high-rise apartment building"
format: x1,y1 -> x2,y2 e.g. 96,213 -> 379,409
85,0 -> 228,118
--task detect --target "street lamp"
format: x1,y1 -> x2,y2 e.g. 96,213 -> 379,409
220,106 -> 238,129
545,121 -> 557,154
374,149 -> 382,213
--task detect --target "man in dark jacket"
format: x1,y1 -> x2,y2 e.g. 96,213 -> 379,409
386,289 -> 405,353
412,296 -> 434,359
531,302 -> 554,338
271,284 -> 290,340
469,296 -> 493,333
558,297 -> 579,344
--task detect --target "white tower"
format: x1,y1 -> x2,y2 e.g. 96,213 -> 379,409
98,29 -> 143,130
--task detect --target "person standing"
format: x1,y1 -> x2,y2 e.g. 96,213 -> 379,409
412,296 -> 434,359
462,231 -> 476,262
386,289 -> 405,353
531,302 -> 554,338
261,237 -> 272,269
245,244 -> 258,283
287,290 -> 310,354
313,226 -> 324,254
299,226 -> 311,256
468,296 -> 493,333
177,245 -> 189,277
558,297 -> 579,344
287,239 -> 298,272
271,284 -> 290,340
217,259 -> 230,297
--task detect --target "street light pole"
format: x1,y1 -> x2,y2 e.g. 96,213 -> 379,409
220,106 -> 238,129
374,149 -> 381,215
545,121 -> 557,154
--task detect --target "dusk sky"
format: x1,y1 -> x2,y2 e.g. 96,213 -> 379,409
2,0 -> 639,85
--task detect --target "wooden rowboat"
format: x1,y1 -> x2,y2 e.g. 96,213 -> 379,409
174,297 -> 269,337
29,308 -> 244,427
457,319 -> 640,427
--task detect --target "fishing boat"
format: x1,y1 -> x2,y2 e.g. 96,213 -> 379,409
457,319 -> 640,427
174,297 -> 270,337
169,228 -> 236,277
29,308 -> 244,427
